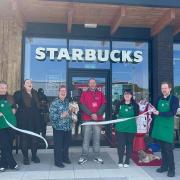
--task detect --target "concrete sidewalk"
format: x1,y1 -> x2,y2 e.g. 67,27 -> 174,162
0,147 -> 180,180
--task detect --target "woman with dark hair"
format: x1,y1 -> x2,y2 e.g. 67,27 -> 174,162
114,89 -> 139,168
14,79 -> 41,165
49,85 -> 74,168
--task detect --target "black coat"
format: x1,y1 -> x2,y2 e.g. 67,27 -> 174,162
14,89 -> 41,133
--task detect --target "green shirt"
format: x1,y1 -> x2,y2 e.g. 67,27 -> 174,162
0,100 -> 16,129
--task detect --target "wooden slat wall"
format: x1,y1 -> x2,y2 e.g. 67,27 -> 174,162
0,17 -> 22,94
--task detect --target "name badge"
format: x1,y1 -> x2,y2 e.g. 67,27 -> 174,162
92,102 -> 98,107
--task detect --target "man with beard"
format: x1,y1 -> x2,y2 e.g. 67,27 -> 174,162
152,82 -> 179,177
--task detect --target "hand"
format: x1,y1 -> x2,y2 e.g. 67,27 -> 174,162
70,107 -> 76,113
12,108 -> 16,114
153,110 -> 159,115
61,111 -> 69,118
91,113 -> 98,121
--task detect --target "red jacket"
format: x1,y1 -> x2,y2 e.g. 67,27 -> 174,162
80,89 -> 106,121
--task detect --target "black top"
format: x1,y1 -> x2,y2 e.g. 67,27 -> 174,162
0,95 -> 7,100
155,94 -> 179,117
0,94 -> 16,109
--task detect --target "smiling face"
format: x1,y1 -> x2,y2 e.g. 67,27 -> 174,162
59,87 -> 67,100
88,79 -> 96,90
24,80 -> 32,92
0,83 -> 8,95
124,92 -> 132,102
161,83 -> 171,97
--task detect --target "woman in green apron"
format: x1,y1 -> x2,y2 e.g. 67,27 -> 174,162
151,82 -> 179,177
0,81 -> 18,172
114,89 -> 139,168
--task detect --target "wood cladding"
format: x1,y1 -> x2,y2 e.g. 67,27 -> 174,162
0,18 -> 22,94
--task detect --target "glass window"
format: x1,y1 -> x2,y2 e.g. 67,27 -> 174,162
173,44 -> 180,101
24,37 -> 67,97
68,40 -> 110,69
112,41 -> 149,105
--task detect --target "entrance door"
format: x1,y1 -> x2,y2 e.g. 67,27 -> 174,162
67,68 -> 112,146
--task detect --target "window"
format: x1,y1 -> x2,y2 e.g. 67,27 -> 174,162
68,40 -> 110,69
112,41 -> 149,104
24,37 -> 67,97
173,44 -> 180,100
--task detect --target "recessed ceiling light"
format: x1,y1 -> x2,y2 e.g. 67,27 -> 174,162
84,24 -> 97,28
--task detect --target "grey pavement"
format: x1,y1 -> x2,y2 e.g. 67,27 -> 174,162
0,147 -> 180,180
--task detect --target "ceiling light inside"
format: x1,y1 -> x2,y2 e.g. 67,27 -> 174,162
84,24 -> 97,28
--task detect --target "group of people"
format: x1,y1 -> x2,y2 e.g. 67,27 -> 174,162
0,79 -> 179,178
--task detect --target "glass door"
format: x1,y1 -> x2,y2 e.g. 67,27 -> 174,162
67,69 -> 111,146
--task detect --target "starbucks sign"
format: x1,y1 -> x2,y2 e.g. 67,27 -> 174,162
35,47 -> 143,63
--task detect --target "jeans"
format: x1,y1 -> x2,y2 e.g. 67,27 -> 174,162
53,129 -> 71,165
81,125 -> 101,158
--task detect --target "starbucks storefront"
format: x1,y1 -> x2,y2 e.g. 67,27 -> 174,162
24,37 -> 149,146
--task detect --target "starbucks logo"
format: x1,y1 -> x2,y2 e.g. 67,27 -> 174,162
0,104 -> 4,108
125,109 -> 128,112
162,104 -> 164,107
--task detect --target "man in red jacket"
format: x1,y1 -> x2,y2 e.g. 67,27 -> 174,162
78,78 -> 106,165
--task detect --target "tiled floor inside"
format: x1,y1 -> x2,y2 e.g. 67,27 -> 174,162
0,147 -> 180,180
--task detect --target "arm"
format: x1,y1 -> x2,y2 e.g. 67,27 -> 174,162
96,104 -> 105,115
13,91 -> 21,107
134,102 -> 140,116
80,104 -> 92,115
49,101 -> 62,129
96,92 -> 106,115
114,101 -> 121,116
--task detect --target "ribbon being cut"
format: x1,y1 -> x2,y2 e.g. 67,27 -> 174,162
81,103 -> 155,126
0,100 -> 48,149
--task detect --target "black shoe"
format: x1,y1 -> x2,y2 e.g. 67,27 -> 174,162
63,159 -> 71,164
55,163 -> 65,168
31,156 -> 40,163
23,158 -> 30,165
167,170 -> 175,177
156,167 -> 168,173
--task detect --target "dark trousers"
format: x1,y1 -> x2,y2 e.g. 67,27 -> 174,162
20,134 -> 39,159
116,132 -> 135,164
53,129 -> 71,165
0,128 -> 17,169
159,140 -> 175,172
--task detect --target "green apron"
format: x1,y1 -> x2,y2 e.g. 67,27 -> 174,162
0,100 -> 16,129
115,104 -> 137,133
151,96 -> 174,143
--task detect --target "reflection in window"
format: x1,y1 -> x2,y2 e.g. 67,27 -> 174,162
112,41 -> 149,105
24,37 -> 67,97
69,40 -> 110,69
173,44 -> 180,101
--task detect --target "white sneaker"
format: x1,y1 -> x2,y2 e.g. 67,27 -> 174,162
124,164 -> 129,168
93,157 -> 104,164
13,165 -> 19,170
0,167 -> 5,172
78,157 -> 87,165
118,163 -> 123,168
